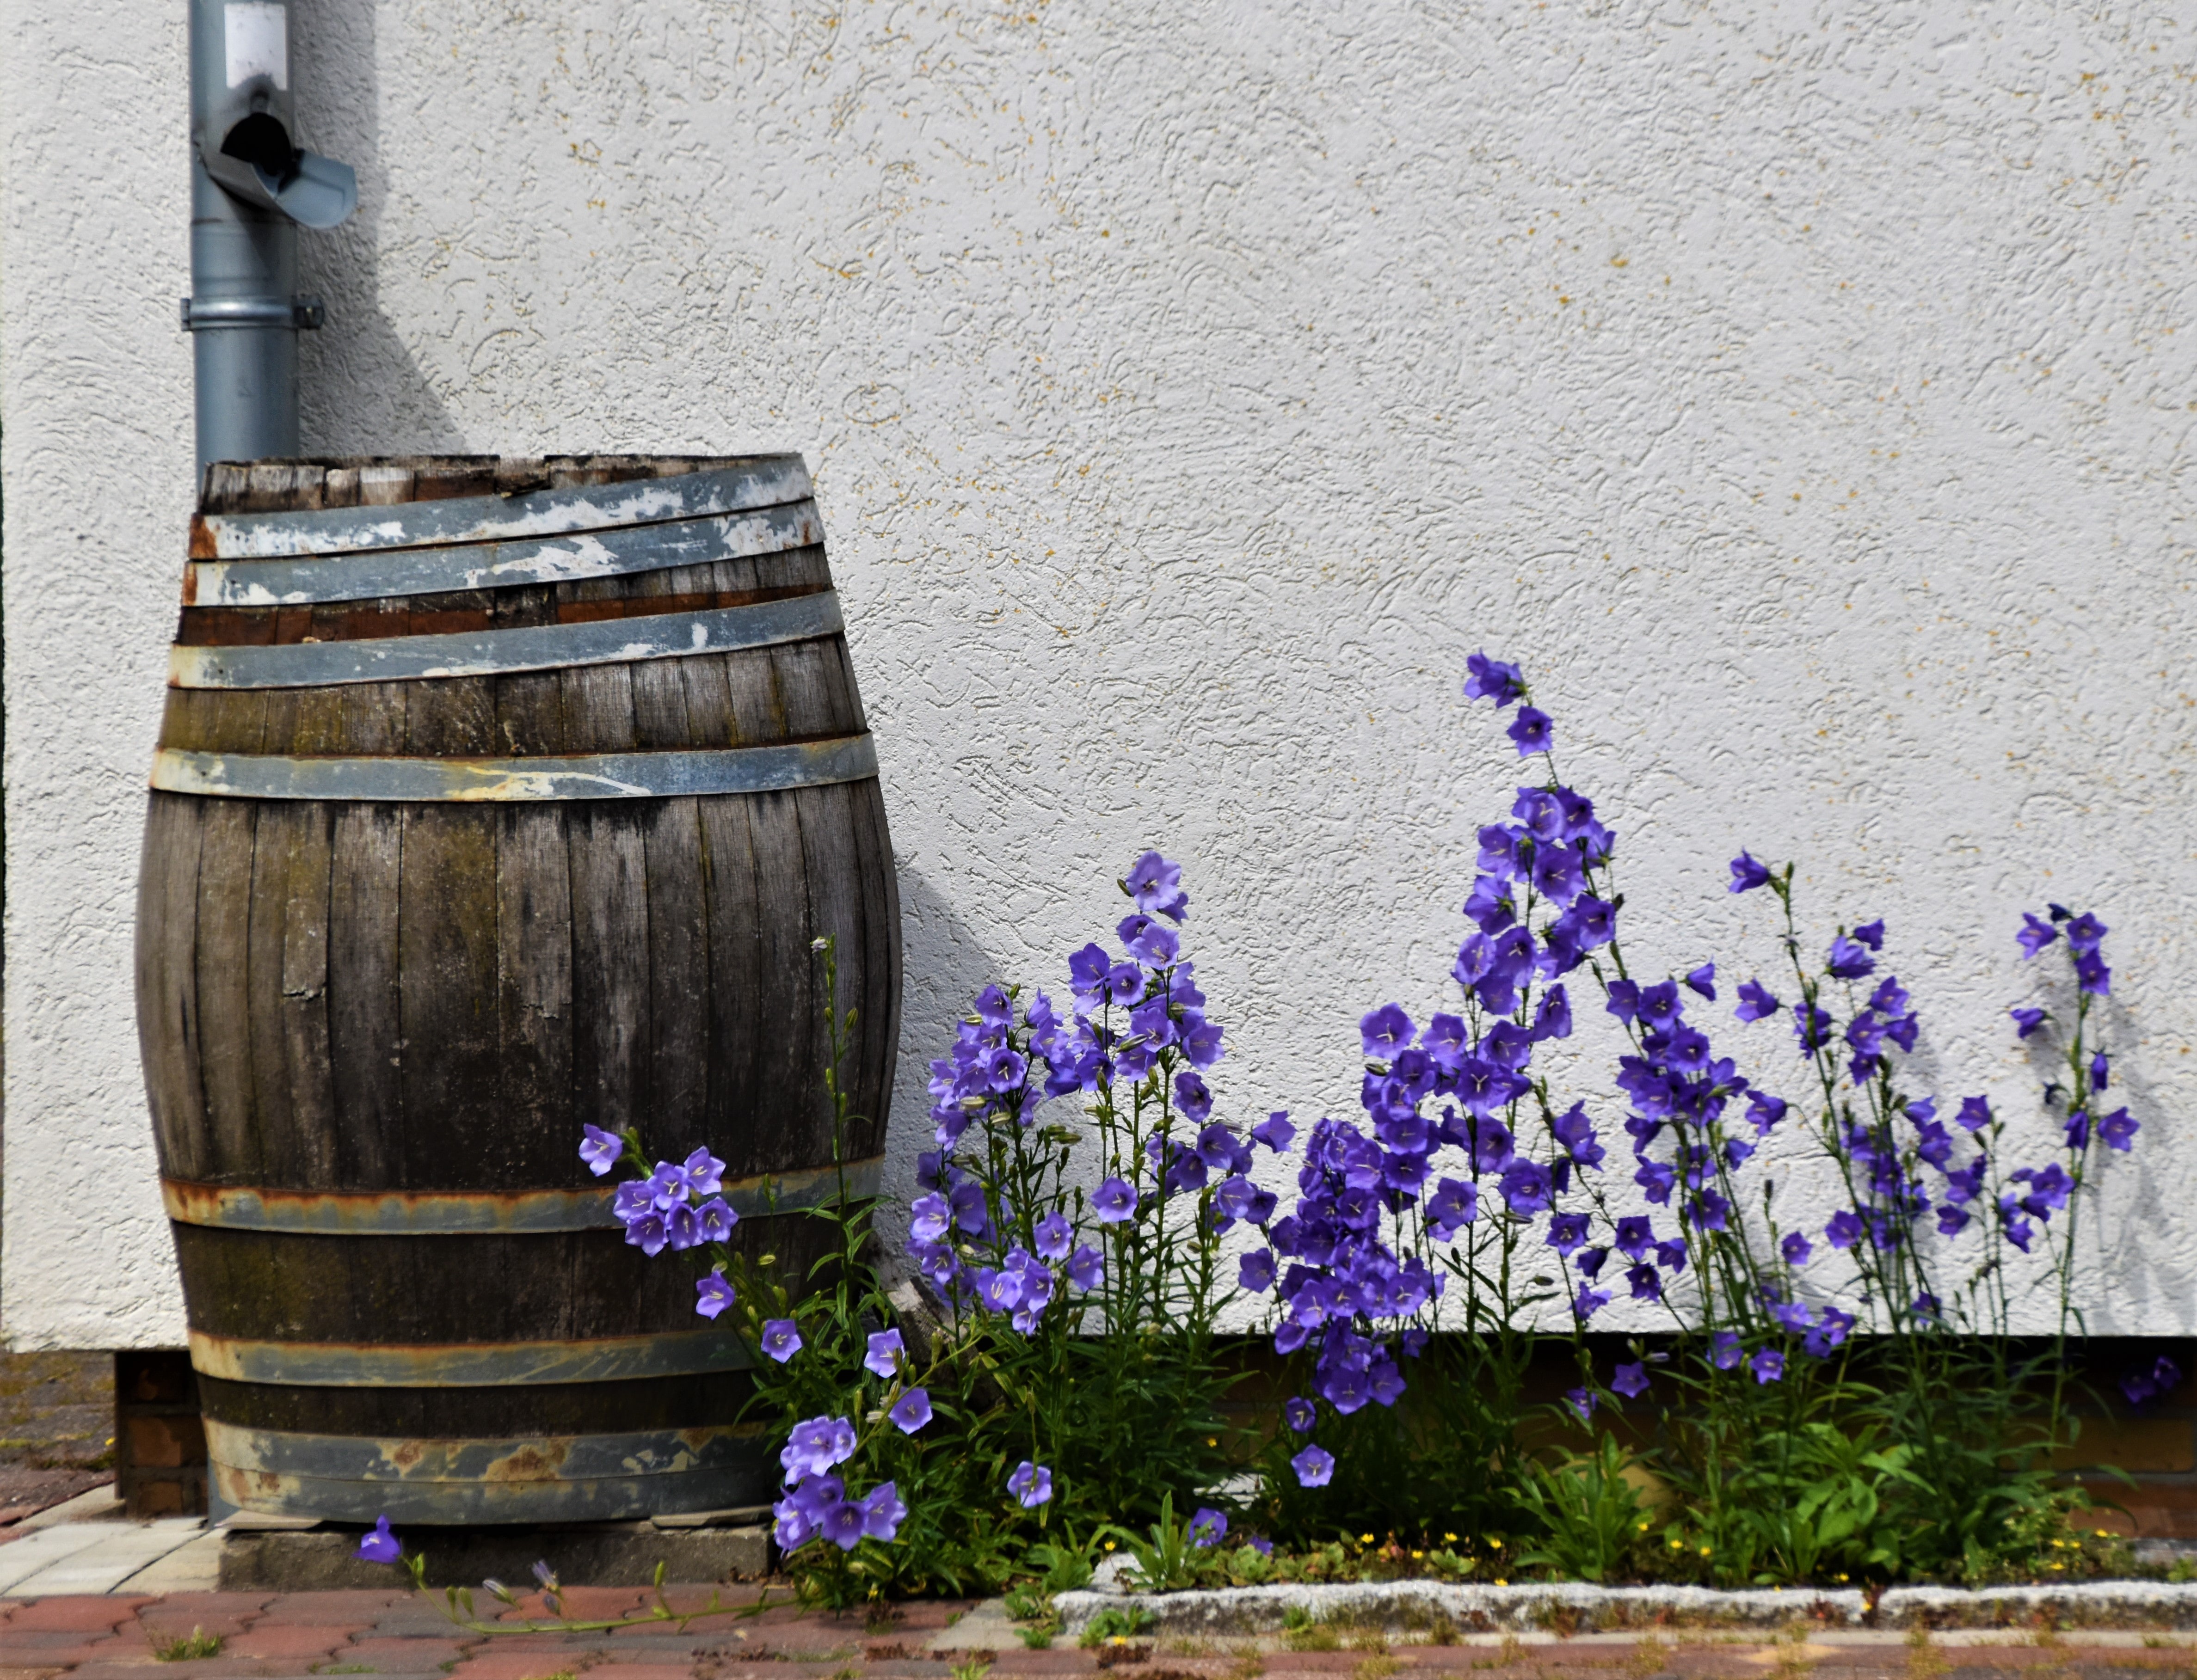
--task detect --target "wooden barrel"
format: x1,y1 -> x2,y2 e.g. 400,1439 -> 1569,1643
134,455 -> 901,1525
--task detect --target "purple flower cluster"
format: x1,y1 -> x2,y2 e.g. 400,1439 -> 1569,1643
2018,907 -> 2111,994
773,1413 -> 905,1552
1237,663 -> 1645,1464
606,1145 -> 738,1259
1722,873 -> 2141,1303
1238,969 -> 1622,1458
907,851 -> 1253,1337
576,1137 -> 746,1319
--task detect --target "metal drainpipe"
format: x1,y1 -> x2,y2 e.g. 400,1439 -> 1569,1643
184,0 -> 357,482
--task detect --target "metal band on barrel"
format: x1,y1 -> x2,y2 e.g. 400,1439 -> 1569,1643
197,458 -> 813,559
169,589 -> 842,689
162,1156 -> 884,1234
189,1328 -> 756,1386
204,1418 -> 760,1477
188,499 -> 823,607
204,1421 -> 771,1522
148,732 -> 878,803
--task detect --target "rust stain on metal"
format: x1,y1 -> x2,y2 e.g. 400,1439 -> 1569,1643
485,1441 -> 571,1482
207,1418 -> 771,1521
162,1177 -> 619,1234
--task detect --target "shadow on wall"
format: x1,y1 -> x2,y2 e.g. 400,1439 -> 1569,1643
875,865 -> 1003,1252
289,0 -> 468,454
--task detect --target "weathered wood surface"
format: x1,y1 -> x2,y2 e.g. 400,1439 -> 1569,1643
137,457 -> 901,1516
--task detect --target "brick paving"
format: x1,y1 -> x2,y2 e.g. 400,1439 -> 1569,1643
0,1586 -> 2196,1680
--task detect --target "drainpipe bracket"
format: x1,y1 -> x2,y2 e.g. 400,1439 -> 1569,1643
181,295 -> 326,331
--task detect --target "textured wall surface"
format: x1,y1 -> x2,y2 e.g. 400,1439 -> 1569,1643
4,0 -> 2192,1347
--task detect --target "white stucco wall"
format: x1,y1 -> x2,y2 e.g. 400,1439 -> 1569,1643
3,0 -> 2192,1348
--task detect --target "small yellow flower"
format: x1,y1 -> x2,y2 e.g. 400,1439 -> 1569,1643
1360,1533 -> 1376,1544
1494,1578 -> 1508,1587
1699,1545 -> 1712,1557
1412,1550 -> 1424,1559
1444,1532 -> 1459,1543
1637,1521 -> 1651,1533
1669,1538 -> 1685,1551
1834,1574 -> 1849,1584
1104,1540 -> 1117,1552
2094,1528 -> 2111,1539
1207,1437 -> 1219,1447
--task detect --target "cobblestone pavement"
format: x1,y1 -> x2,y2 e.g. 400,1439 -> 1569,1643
1,1588 -> 2196,1680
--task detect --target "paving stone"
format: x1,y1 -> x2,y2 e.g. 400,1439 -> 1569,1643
216,1624 -> 365,1659
0,1649 -> 124,1670
135,1615 -> 259,1643
584,1666 -> 704,1680
335,1636 -> 473,1667
1,1607 -> 151,1636
456,1633 -> 616,1655
255,1595 -> 411,1623
445,1651 -> 618,1680
605,1617 -> 745,1640
137,1596 -> 274,1622
361,1607 -> 478,1638
0,1636 -> 133,1656
62,1663 -> 325,1680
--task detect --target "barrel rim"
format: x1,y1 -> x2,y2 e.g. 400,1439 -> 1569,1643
186,497 -> 823,607
195,456 -> 813,559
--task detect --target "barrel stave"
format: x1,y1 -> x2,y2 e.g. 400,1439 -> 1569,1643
396,804 -> 504,1185
137,794 -> 209,1178
326,803 -> 405,1186
495,804 -> 576,1161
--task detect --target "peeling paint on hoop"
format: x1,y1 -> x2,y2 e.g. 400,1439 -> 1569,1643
204,1420 -> 772,1522
188,1328 -> 756,1386
168,589 -> 843,689
161,1155 -> 885,1233
148,733 -> 879,802
187,498 -> 823,606
195,457 -> 814,558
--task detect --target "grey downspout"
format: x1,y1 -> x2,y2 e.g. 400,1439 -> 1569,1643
184,0 -> 357,481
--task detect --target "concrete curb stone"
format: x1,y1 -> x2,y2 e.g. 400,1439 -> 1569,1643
1055,1579 -> 2197,1637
